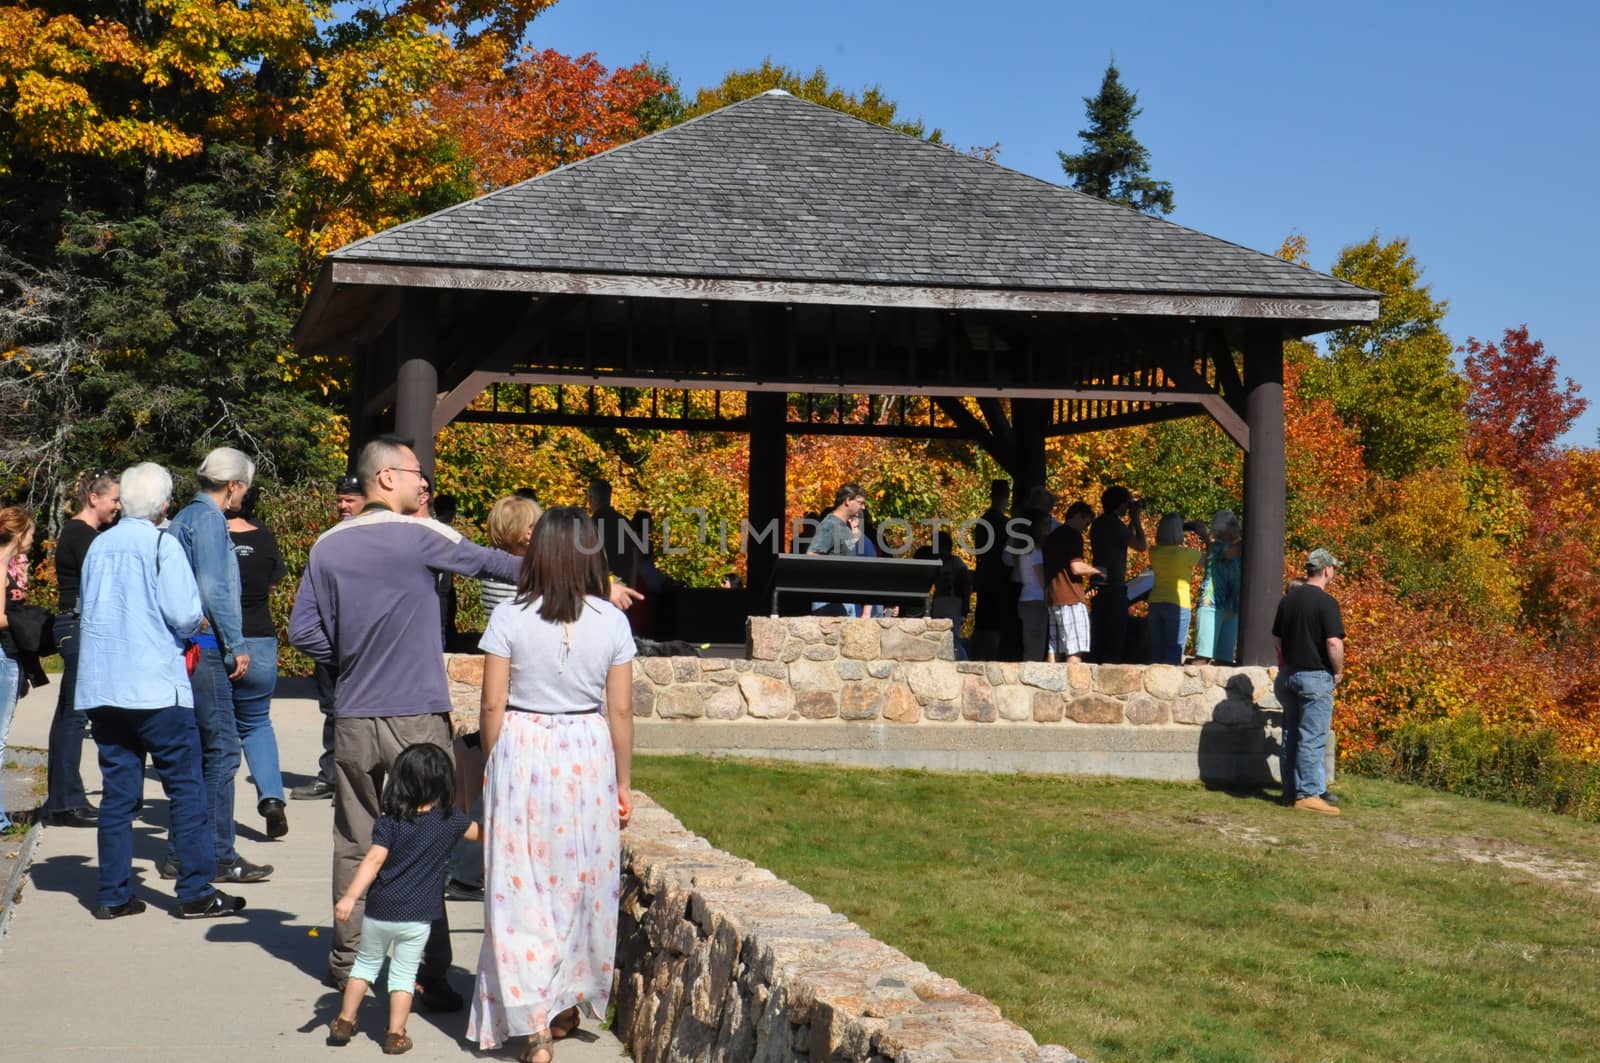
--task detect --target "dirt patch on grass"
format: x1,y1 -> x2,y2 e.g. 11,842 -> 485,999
1376,830 -> 1600,892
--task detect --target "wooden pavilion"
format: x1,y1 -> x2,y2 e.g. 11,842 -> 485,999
291,91 -> 1378,664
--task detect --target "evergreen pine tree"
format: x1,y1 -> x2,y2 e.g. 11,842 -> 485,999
1058,62 -> 1175,217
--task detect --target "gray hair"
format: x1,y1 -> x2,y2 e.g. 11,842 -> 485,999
1156,513 -> 1186,547
356,438 -> 412,492
196,447 -> 256,491
120,463 -> 174,520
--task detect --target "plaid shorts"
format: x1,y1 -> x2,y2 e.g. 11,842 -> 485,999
1048,602 -> 1091,659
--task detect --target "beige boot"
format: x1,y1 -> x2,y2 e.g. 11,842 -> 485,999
1293,795 -> 1342,817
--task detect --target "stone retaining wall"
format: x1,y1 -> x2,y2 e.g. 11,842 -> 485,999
615,792 -> 1082,1063
444,615 -> 1328,785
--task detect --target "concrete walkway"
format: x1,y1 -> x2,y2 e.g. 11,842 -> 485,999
0,678 -> 629,1062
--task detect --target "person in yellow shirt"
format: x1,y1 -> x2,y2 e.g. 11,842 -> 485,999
1148,514 -> 1207,665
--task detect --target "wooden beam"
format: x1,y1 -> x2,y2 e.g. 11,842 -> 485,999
931,396 -> 995,450
481,367 -> 1235,405
1158,358 -> 1252,450
327,260 -> 1381,326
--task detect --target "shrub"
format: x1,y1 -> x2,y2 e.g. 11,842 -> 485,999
1358,713 -> 1600,821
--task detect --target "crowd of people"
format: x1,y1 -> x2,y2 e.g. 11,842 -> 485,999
801,477 -> 1245,669
797,477 -> 1344,817
0,438 -> 640,1061
0,446 -> 1350,1058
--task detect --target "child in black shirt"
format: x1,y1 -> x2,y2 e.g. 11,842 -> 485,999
330,744 -> 480,1054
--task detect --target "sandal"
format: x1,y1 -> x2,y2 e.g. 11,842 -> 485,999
328,1017 -> 356,1046
382,1030 -> 413,1055
550,1007 -> 580,1039
520,1029 -> 554,1063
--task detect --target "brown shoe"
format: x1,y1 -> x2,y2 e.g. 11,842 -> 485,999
382,1031 -> 413,1055
328,1017 -> 356,1046
1294,795 -> 1342,817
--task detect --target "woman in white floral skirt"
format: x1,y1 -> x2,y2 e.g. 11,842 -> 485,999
468,507 -> 635,1063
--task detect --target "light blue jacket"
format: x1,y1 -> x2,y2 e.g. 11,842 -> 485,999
75,517 -> 205,711
168,492 -> 245,659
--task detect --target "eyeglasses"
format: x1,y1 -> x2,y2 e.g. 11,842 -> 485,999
384,467 -> 424,478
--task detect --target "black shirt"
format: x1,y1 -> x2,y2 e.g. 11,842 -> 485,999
1089,514 -> 1133,589
972,506 -> 1012,593
1271,584 -> 1346,674
53,519 -> 99,614
366,808 -> 472,923
229,522 -> 287,639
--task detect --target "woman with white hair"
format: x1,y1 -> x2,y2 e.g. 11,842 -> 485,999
1193,510 -> 1243,665
74,462 -> 246,919
158,446 -> 275,886
1147,513 -> 1207,665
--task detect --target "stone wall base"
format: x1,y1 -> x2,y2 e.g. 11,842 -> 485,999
617,793 -> 1084,1063
637,719 -> 1334,785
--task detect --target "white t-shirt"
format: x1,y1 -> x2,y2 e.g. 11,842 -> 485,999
1017,547 -> 1047,602
479,594 -> 637,714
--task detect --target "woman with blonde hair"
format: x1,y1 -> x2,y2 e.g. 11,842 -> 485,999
1147,513 -> 1206,665
444,493 -> 544,905
480,495 -> 542,614
469,506 -> 634,1063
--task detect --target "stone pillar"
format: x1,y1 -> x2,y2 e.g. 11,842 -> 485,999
746,391 -> 787,612
1239,326 -> 1286,666
393,294 -> 439,480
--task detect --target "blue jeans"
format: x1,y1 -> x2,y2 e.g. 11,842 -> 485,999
233,637 -> 283,805
1283,670 -> 1336,800
0,657 -> 20,831
1147,603 -> 1190,665
45,614 -> 91,813
167,645 -> 241,867
88,704 -> 217,905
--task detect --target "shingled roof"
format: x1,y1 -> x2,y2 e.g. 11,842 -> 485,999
329,91 -> 1370,303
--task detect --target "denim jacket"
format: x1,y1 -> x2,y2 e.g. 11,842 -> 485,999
75,518 -> 204,711
168,492 -> 245,658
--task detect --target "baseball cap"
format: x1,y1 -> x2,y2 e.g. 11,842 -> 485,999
334,475 -> 361,495
1307,548 -> 1341,573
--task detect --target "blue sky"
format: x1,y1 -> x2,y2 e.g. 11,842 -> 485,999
527,0 -> 1600,446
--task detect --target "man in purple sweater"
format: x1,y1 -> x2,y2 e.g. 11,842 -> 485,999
288,438 -> 520,1006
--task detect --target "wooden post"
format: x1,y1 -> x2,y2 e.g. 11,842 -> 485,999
1239,326 -> 1286,666
393,294 -> 439,480
746,391 -> 787,611
345,339 -> 378,475
1010,398 -> 1049,505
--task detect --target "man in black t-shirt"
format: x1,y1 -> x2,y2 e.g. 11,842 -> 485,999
969,480 -> 1017,660
1088,485 -> 1147,664
1272,548 -> 1347,817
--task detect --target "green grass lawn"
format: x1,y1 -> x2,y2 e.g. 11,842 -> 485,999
633,756 -> 1600,1063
